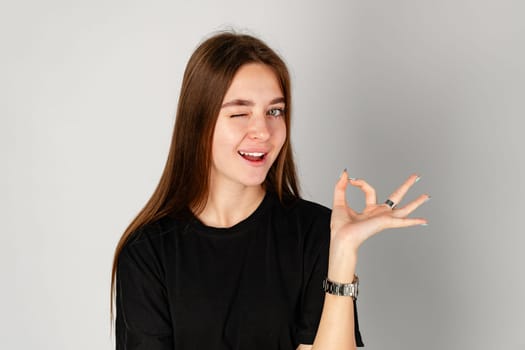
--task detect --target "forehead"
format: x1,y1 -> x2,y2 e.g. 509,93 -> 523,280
223,63 -> 284,102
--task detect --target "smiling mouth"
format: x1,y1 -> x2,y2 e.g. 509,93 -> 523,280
238,151 -> 267,161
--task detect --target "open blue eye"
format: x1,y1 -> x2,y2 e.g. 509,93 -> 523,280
268,108 -> 285,117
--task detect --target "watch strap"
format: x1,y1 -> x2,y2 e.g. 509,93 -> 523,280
323,274 -> 359,300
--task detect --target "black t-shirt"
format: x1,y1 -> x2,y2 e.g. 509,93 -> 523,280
116,192 -> 364,349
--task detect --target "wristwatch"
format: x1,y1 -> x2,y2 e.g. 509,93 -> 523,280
323,274 -> 359,300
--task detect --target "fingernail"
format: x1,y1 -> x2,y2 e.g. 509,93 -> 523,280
415,176 -> 421,183
348,177 -> 357,181
341,168 -> 347,176
424,196 -> 432,202
420,223 -> 428,226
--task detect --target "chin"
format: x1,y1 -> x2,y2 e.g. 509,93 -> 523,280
240,173 -> 269,187
241,178 -> 266,188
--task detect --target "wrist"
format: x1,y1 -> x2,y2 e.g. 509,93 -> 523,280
327,249 -> 357,283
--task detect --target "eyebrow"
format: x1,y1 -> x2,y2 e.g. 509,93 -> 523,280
221,97 -> 285,108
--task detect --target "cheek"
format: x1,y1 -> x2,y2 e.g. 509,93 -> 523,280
212,120 -> 242,148
272,121 -> 287,149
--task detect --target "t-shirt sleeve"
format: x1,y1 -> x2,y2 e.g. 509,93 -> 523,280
294,223 -> 364,347
116,237 -> 173,350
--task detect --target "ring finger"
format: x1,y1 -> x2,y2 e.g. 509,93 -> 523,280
392,194 -> 431,217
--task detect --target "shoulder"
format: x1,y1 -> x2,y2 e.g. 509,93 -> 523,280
117,215 -> 183,277
288,197 -> 331,218
118,215 -> 184,265
267,193 -> 331,246
271,194 -> 331,227
124,215 -> 180,247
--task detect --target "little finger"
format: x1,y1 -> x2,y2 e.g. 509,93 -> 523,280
386,216 -> 428,229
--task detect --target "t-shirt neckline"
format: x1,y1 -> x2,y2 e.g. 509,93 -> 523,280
188,191 -> 273,236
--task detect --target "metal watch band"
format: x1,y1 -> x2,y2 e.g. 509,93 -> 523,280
322,275 -> 359,300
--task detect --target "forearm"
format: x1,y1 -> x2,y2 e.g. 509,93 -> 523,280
311,248 -> 358,350
310,170 -> 428,349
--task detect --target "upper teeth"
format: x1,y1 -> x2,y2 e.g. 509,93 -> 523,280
240,151 -> 265,157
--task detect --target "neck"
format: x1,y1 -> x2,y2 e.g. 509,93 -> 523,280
196,183 -> 266,228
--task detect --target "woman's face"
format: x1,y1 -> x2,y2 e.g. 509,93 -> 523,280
210,63 -> 287,191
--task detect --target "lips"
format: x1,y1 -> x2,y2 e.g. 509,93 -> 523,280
238,151 -> 267,161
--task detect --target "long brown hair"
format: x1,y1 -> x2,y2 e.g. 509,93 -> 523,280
110,31 -> 300,320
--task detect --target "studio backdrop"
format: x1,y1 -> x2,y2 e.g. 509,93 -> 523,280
1,0 -> 524,349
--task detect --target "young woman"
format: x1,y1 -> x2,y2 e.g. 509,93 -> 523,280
111,32 -> 429,350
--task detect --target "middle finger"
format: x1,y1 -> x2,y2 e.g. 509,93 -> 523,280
386,173 -> 421,207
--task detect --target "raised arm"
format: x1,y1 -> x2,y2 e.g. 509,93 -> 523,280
311,170 -> 430,349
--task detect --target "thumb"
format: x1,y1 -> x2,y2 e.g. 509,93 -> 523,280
333,169 -> 349,208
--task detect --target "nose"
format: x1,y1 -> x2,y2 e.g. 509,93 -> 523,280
248,113 -> 270,141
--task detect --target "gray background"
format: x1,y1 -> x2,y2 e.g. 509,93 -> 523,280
1,0 -> 524,349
